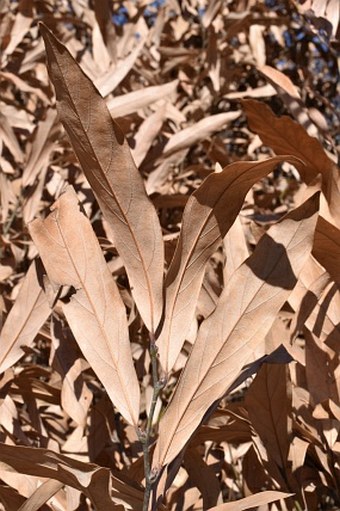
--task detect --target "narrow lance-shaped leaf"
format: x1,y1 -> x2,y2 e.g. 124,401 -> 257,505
40,24 -> 164,333
0,259 -> 51,373
18,480 -> 63,511
158,156 -> 302,374
29,186 -> 140,426
153,192 -> 319,469
245,363 -> 292,470
207,491 -> 294,511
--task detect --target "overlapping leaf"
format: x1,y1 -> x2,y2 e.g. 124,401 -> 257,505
154,192 -> 319,468
29,186 -> 140,426
0,443 -> 143,510
245,363 -> 291,470
158,156 -> 302,374
40,24 -> 164,333
207,490 -> 294,510
243,99 -> 340,224
0,259 -> 51,373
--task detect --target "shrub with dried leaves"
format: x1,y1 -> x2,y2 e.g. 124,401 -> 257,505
0,1 -> 339,510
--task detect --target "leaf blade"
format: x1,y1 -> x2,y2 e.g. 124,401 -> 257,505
158,156 -> 302,373
154,192 -> 319,468
0,259 -> 51,373
29,186 -> 140,426
40,23 -> 164,333
207,490 -> 294,511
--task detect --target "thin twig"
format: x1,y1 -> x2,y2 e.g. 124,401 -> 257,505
138,332 -> 165,511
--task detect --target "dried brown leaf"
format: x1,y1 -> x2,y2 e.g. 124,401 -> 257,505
243,99 -> 340,223
161,112 -> 240,158
313,216 -> 340,285
22,108 -> 58,188
207,490 -> 294,510
50,318 -> 92,426
0,259 -> 51,373
158,156 -> 303,374
40,24 -> 164,333
154,192 -> 319,468
132,105 -> 167,168
223,214 -> 249,283
0,111 -> 24,163
243,99 -> 334,183
183,447 -> 222,508
29,186 -> 140,426
258,65 -> 321,137
17,480 -> 63,511
245,363 -> 291,469
0,443 -> 143,509
305,329 -> 339,405
95,36 -> 145,96
107,80 -> 178,118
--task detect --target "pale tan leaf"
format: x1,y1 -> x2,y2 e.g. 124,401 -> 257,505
288,436 -> 309,473
259,65 -> 301,99
0,111 -> 24,162
0,71 -> 49,104
95,36 -> 145,97
18,480 -> 63,511
91,19 -> 111,74
207,490 -> 294,510
0,103 -> 34,132
298,0 -> 339,38
0,259 -> 51,373
60,358 -> 93,426
22,165 -> 49,224
0,264 -> 13,282
158,156 -> 302,374
29,186 -> 140,426
288,255 -> 340,347
22,107 -> 58,187
249,25 -> 266,67
223,214 -> 249,283
224,84 -> 276,100
154,193 -> 319,468
131,105 -> 167,168
161,111 -> 240,158
40,24 -> 164,333
2,12 -> 32,60
107,80 -> 178,119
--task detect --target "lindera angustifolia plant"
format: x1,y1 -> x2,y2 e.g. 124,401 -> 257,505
26,24 -> 322,511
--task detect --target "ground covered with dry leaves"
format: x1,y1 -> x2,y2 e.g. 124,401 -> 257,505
0,0 -> 339,510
